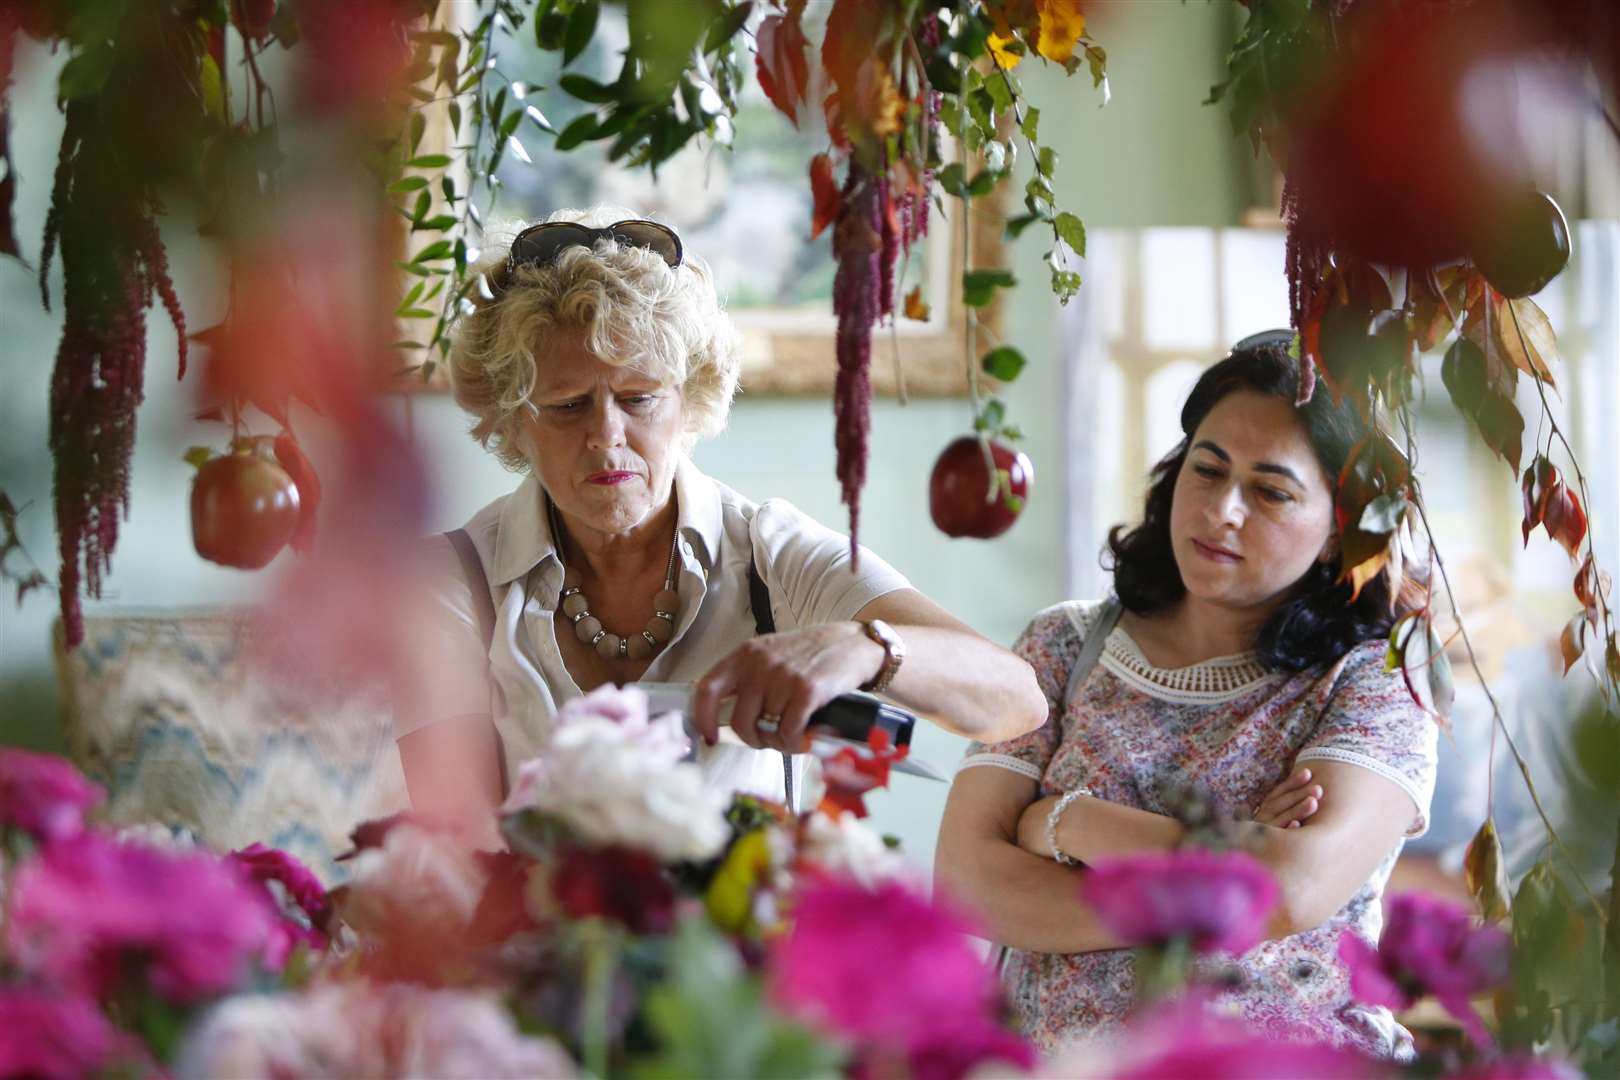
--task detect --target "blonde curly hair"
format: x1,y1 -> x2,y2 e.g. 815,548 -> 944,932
449,207 -> 742,472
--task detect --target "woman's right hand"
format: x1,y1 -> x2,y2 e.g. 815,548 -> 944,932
1254,767 -> 1323,829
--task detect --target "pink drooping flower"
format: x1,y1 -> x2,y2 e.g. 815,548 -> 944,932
0,748 -> 103,843
1081,849 -> 1280,955
769,875 -> 1033,1077
6,831 -> 279,1002
0,988 -> 133,1080
229,843 -> 331,965
1338,891 -> 1511,1045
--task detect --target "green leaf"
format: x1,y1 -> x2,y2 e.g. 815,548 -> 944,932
962,268 -> 1017,308
406,154 -> 451,168
703,2 -> 752,54
59,44 -> 115,100
555,113 -> 601,151
925,56 -> 962,95
1037,145 -> 1058,177
983,71 -> 1014,115
396,281 -> 425,315
560,74 -> 615,103
966,170 -> 996,198
966,86 -> 995,133
1021,106 -> 1040,144
974,398 -> 1007,433
183,446 -> 216,470
412,240 -> 454,263
412,215 -> 458,232
937,163 -> 968,198
500,109 -> 524,139
411,189 -> 431,223
981,346 -> 1027,382
536,10 -> 568,50
448,100 -> 462,135
1004,212 -> 1041,240
399,308 -> 437,319
1052,211 -> 1086,258
388,176 -> 430,193
563,0 -> 600,67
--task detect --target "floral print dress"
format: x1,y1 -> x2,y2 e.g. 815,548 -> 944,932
960,600 -> 1439,1058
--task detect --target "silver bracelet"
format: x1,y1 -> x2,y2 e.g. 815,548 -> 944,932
1046,787 -> 1091,866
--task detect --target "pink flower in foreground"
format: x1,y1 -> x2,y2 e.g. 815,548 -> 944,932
770,875 -> 1033,1078
1096,1000 -> 1384,1079
0,749 -> 103,843
1339,891 -> 1511,1045
229,843 -> 332,965
1081,849 -> 1280,955
7,832 -> 278,1002
0,989 -> 132,1080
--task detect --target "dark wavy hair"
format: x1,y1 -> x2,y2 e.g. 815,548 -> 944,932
1103,330 -> 1422,672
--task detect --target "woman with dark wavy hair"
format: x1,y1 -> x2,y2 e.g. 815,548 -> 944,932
936,332 -> 1438,1058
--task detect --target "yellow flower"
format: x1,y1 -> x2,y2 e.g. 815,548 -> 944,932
1035,0 -> 1085,65
988,31 -> 1024,71
704,829 -> 772,934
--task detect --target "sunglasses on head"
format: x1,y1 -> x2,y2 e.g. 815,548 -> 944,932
504,219 -> 684,279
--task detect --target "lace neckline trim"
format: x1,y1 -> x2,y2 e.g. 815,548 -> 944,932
1074,603 -> 1275,704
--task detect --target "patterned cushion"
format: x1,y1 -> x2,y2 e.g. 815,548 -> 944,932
56,609 -> 408,884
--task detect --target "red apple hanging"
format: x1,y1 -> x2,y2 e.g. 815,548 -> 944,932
190,445 -> 301,569
929,436 -> 1033,539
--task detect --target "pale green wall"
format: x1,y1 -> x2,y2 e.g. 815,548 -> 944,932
0,3 -> 1251,867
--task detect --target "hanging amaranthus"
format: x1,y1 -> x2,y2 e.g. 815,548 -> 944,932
42,104 -> 185,649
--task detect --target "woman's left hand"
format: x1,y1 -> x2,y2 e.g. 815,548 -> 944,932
689,622 -> 885,752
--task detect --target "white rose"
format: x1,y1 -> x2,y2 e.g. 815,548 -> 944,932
799,810 -> 907,887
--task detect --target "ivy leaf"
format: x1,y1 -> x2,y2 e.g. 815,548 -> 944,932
1053,211 -> 1085,258
981,346 -> 1026,382
962,268 -> 1017,308
562,0 -> 599,67
1464,817 -> 1512,923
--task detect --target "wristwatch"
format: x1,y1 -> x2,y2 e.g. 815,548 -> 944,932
857,618 -> 906,694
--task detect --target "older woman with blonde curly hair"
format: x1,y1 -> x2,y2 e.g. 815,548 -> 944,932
397,207 -> 1045,839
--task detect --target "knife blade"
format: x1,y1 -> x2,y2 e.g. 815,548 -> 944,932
636,682 -> 949,782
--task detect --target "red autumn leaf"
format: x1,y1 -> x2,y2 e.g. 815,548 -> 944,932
1410,266 -> 1467,353
809,153 -> 840,241
1334,434 -> 1411,602
1398,611 -> 1454,721
1474,391 -> 1525,475
1521,456 -> 1557,547
1574,554 -> 1608,621
755,5 -> 810,126
1543,483 -> 1588,560
1465,282 -> 1557,388
274,431 -> 322,555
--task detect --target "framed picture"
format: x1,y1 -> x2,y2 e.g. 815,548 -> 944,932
399,8 -> 1006,398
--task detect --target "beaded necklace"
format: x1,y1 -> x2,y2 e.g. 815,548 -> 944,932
550,498 -> 682,661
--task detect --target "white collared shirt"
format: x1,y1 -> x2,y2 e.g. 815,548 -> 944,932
401,456 -> 911,802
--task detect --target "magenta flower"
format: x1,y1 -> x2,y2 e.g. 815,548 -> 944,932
769,875 -> 1029,1076
1101,1001 -> 1383,1079
0,749 -> 103,843
1339,891 -> 1511,1045
229,843 -> 331,966
0,989 -> 132,1080
7,832 -> 279,1002
1080,849 -> 1280,955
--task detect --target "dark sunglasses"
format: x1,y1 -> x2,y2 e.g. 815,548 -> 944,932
505,219 -> 684,277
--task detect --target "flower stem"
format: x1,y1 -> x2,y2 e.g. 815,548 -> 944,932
580,920 -> 620,1078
